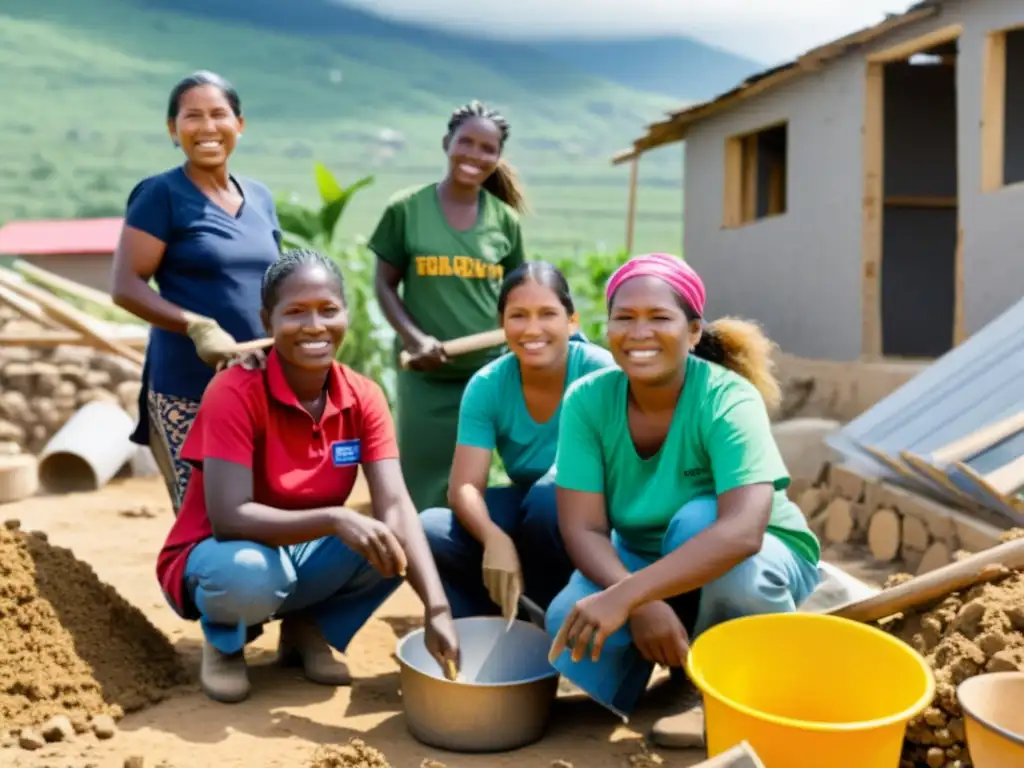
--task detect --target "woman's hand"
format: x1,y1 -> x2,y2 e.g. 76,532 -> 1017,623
405,335 -> 448,372
216,349 -> 268,373
332,509 -> 408,579
548,583 -> 635,664
424,607 -> 461,680
185,315 -> 239,367
629,600 -> 690,669
481,528 -> 523,622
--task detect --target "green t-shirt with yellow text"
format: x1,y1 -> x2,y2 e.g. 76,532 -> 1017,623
368,184 -> 525,378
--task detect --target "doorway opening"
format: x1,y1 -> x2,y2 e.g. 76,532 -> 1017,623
862,26 -> 962,359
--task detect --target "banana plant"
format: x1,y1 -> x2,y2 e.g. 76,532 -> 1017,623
273,164 -> 394,402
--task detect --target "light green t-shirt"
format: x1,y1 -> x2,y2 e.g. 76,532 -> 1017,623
554,356 -> 820,564
368,183 -> 526,378
457,340 -> 616,487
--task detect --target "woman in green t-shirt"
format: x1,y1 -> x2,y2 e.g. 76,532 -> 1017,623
369,100 -> 527,511
545,253 -> 821,750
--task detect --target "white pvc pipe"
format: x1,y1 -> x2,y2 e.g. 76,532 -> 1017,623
38,401 -> 136,493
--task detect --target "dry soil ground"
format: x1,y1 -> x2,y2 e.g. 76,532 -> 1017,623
1,477 -> 713,768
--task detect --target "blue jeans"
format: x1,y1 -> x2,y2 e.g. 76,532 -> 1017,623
545,497 -> 821,719
184,535 -> 402,655
420,471 -> 574,619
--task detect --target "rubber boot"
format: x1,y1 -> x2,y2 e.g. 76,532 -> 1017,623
277,614 -> 351,686
200,641 -> 251,704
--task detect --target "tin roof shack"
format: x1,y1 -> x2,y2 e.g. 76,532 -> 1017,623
0,218 -> 123,292
614,0 -> 1024,362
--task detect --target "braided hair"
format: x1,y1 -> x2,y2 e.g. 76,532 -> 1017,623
261,248 -> 346,313
446,100 -> 528,213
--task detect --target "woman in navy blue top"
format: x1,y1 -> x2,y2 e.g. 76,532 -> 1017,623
111,71 -> 282,513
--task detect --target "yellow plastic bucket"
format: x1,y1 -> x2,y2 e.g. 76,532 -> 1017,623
685,613 -> 934,768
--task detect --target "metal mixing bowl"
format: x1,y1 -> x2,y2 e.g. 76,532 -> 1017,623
395,616 -> 559,752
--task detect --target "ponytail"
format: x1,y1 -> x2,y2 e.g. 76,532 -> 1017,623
694,317 -> 781,414
483,158 -> 529,214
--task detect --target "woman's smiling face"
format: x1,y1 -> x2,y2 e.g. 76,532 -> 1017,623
167,84 -> 243,169
607,276 -> 701,384
264,263 -> 348,372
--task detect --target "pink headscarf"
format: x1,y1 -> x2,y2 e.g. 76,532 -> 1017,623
605,253 -> 706,317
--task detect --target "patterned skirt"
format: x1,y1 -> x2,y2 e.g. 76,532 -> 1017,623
146,390 -> 201,514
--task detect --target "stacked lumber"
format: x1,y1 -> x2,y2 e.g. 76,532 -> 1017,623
796,462 -> 1010,576
0,263 -> 151,503
825,297 -> 1024,525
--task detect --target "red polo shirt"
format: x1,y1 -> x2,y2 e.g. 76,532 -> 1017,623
156,349 -> 399,618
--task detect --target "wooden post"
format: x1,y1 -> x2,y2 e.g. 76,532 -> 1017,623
625,155 -> 639,254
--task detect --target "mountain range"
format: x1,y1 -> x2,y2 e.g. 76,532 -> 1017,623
0,0 -> 764,255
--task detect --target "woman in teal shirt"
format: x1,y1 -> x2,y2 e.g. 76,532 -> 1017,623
421,262 -> 615,621
546,253 -> 820,750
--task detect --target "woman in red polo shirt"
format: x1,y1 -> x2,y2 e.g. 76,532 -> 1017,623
157,248 -> 459,704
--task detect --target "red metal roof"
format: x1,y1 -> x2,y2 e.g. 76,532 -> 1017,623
0,217 -> 124,256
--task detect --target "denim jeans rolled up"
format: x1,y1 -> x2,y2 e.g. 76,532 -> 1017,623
420,468 -> 574,619
545,496 -> 821,719
183,534 -> 403,655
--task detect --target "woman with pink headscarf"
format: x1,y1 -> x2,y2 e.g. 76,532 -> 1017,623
545,253 -> 820,750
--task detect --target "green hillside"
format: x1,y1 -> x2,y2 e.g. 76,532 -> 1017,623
0,0 -> 687,257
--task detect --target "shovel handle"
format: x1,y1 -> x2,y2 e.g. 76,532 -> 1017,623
399,329 -> 506,370
828,537 -> 1024,623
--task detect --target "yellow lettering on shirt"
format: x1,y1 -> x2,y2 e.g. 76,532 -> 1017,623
414,256 -> 503,282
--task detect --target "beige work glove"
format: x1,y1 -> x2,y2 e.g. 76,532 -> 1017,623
185,314 -> 238,367
481,529 -> 523,623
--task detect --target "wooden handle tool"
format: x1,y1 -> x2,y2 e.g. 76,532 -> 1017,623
398,328 -> 506,370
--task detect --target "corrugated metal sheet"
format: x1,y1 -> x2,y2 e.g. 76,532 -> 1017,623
826,296 -> 1024,523
0,218 -> 124,256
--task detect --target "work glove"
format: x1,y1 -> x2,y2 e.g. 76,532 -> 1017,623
481,529 -> 523,623
185,314 -> 238,367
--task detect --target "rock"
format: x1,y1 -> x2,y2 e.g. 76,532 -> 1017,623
124,756 -> 145,768
40,715 -> 75,743
18,729 -> 45,750
90,715 -> 117,740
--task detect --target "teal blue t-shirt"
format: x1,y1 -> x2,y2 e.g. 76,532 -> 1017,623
456,340 -> 616,487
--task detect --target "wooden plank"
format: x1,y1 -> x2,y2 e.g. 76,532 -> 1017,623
866,24 -> 963,64
625,156 -> 639,254
0,284 -> 62,329
931,412 -> 1024,464
953,223 -> 966,346
947,462 -> 1024,524
986,454 -> 1024,497
0,269 -> 144,368
741,134 -> 758,223
722,136 -> 742,228
981,31 -> 1007,192
862,61 -> 884,359
0,330 -> 147,349
12,259 -> 116,307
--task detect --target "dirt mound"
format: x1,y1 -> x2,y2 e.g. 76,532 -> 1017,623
877,570 -> 1024,767
308,739 -> 391,767
0,522 -> 189,730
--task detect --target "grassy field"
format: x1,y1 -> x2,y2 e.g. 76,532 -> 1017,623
0,0 -> 687,258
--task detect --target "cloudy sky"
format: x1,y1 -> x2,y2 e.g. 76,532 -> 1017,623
341,0 -> 921,63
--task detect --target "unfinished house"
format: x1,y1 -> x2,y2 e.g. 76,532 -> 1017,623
614,0 -> 1024,362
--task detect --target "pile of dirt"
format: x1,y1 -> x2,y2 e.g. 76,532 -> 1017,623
877,568 -> 1024,767
0,522 -> 189,731
307,739 -> 391,768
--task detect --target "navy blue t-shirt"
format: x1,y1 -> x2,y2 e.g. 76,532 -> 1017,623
123,166 -> 281,403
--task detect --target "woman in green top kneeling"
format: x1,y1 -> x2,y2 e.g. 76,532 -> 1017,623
546,253 -> 821,750
421,262 -> 615,621
370,100 -> 527,511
